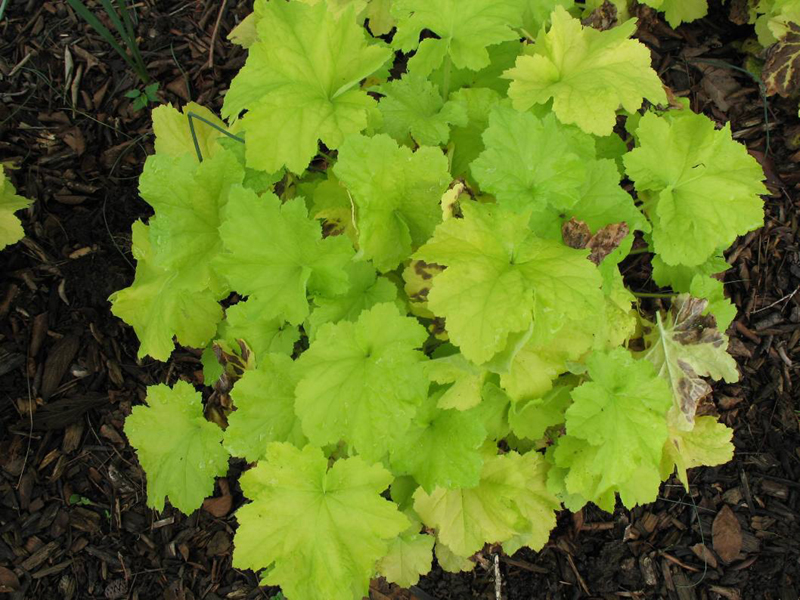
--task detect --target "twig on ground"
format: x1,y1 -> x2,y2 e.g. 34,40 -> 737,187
207,0 -> 229,70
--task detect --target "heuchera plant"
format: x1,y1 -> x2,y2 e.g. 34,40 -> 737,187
0,168 -> 32,251
111,1 -> 767,598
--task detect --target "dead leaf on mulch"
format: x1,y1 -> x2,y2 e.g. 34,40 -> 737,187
699,66 -> 742,112
712,505 -> 743,563
0,566 -> 21,592
762,23 -> 800,96
202,478 -> 233,518
690,542 -> 719,568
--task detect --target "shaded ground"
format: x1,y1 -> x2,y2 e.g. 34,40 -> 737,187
0,1 -> 798,599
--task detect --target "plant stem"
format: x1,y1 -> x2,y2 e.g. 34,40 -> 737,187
0,0 -> 10,21
632,291 -> 676,299
627,247 -> 651,256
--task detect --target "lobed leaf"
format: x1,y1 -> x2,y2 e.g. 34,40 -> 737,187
234,443 -> 408,600
505,7 -> 667,136
125,381 -> 229,513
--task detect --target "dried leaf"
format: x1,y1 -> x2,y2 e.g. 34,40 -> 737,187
0,566 -> 20,592
690,542 -> 719,568
561,218 -> 629,264
202,479 -> 233,518
712,505 -> 742,563
639,295 -> 739,430
582,0 -> 619,31
699,66 -> 741,112
587,222 -> 629,264
562,218 -> 592,250
763,23 -> 800,97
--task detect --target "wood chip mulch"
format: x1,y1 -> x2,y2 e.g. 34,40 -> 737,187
1,1 -> 798,599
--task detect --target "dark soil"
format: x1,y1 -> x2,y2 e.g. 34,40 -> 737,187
1,1 -> 798,599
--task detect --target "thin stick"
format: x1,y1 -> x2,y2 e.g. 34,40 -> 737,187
751,287 -> 798,314
207,0 -> 229,70
187,111 -> 244,162
493,553 -> 503,600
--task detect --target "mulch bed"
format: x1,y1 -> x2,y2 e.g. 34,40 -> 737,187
1,1 -> 798,599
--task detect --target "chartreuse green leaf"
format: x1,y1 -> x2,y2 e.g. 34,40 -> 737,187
222,0 -> 391,173
214,186 -> 354,325
639,0 -> 707,28
515,0 -> 575,34
125,381 -> 229,513
414,450 -> 559,557
424,353 -> 488,410
377,523 -> 435,587
229,12 -> 257,47
390,390 -> 487,492
472,381 -> 513,440
308,173 -> 358,245
392,0 -> 523,76
508,383 -> 572,442
505,6 -> 667,136
217,300 -> 300,360
378,74 -> 468,146
334,134 -> 451,272
294,303 -> 429,461
151,102 -> 227,160
553,348 -> 672,511
471,106 -> 594,213
415,202 -> 603,365
110,221 -> 223,360
365,0 -> 396,35
500,323 -> 591,401
624,111 -> 767,267
140,149 -> 244,295
234,443 -> 408,600
660,417 -> 734,488
448,88 -> 503,180
572,160 -> 650,234
297,0 -> 369,16
306,261 -> 398,341
638,295 -> 739,431
430,41 -> 522,96
501,450 -> 562,555
651,252 -> 729,292
223,355 -> 306,462
436,541 -> 475,573
0,169 -> 31,250
689,275 -> 737,332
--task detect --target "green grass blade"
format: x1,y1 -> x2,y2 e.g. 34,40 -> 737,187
115,0 -> 150,83
115,0 -> 138,43
65,0 -> 136,72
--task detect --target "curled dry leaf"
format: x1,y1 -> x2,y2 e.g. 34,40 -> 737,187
638,295 -> 739,430
561,218 -> 629,265
202,478 -> 233,518
712,505 -> 743,564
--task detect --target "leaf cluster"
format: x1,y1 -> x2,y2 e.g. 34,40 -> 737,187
113,2 -> 765,598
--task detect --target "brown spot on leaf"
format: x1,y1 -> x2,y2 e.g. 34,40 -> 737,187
587,222 -> 629,265
581,0 -> 619,30
561,218 -> 629,264
562,218 -> 592,250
